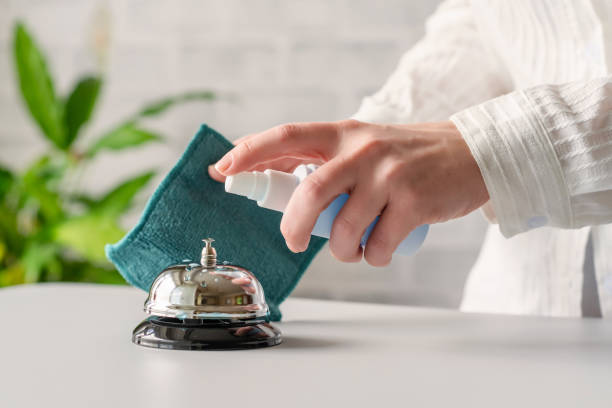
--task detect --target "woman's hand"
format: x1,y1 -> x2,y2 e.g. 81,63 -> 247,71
209,120 -> 488,266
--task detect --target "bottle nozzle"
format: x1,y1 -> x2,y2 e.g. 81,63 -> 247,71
225,171 -> 268,201
225,172 -> 254,196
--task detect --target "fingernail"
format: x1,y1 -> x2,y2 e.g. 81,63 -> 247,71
215,153 -> 232,174
285,240 -> 300,253
288,240 -> 309,253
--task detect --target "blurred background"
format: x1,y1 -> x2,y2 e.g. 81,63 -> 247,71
0,0 -> 487,308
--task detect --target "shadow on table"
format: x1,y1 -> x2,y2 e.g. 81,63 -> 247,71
279,336 -> 348,350
279,317 -> 612,357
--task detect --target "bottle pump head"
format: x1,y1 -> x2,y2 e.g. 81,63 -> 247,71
225,169 -> 300,212
225,171 -> 269,201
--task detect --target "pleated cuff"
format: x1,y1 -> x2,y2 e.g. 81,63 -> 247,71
450,91 -> 572,237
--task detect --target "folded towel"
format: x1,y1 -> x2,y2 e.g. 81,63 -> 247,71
105,124 -> 326,321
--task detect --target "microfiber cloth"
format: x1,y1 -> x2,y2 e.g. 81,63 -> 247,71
105,124 -> 327,321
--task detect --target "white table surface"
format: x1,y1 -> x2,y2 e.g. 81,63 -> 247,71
1,283 -> 611,407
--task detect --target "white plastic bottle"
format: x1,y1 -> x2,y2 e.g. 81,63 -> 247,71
225,164 -> 429,256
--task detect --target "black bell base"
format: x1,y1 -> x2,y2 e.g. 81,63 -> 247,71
132,316 -> 282,350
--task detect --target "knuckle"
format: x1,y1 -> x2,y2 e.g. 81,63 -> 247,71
236,139 -> 254,158
366,234 -> 389,252
329,227 -> 362,262
395,190 -> 418,213
298,174 -> 326,202
399,184 -> 423,211
333,213 -> 359,239
338,119 -> 363,131
351,144 -> 370,161
364,235 -> 392,266
380,161 -> 403,184
276,123 -> 299,143
362,137 -> 389,157
350,137 -> 383,161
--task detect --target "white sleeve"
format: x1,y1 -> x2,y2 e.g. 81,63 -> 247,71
450,76 -> 612,237
352,0 -> 512,124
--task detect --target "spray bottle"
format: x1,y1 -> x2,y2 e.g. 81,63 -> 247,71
225,164 -> 428,256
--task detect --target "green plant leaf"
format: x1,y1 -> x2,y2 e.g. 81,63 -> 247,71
22,155 -> 66,186
86,123 -> 162,157
68,193 -> 97,209
136,90 -> 215,118
0,262 -> 25,287
63,76 -> 102,148
94,171 -> 154,217
21,156 -> 64,223
54,214 -> 124,263
22,241 -> 59,283
0,204 -> 23,255
0,165 -> 14,199
13,22 -> 65,149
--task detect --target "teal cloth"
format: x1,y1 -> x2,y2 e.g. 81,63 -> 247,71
105,124 -> 326,321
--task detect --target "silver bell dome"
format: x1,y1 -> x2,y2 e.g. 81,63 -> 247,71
144,238 -> 269,320
132,238 -> 282,350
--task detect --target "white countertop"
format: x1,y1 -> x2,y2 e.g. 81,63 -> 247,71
1,283 -> 611,407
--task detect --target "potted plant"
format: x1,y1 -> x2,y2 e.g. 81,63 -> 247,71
0,22 -> 214,286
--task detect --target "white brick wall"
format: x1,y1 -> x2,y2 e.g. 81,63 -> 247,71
0,0 -> 488,308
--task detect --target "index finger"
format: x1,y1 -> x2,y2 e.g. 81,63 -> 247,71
214,122 -> 341,175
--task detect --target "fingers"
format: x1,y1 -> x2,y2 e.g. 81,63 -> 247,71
249,158 -> 308,174
329,183 -> 387,262
208,164 -> 226,182
281,157 -> 356,252
208,158 -> 310,183
207,133 -> 257,183
214,122 -> 341,176
363,198 -> 418,266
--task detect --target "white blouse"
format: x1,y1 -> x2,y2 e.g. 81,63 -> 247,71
352,0 -> 612,317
